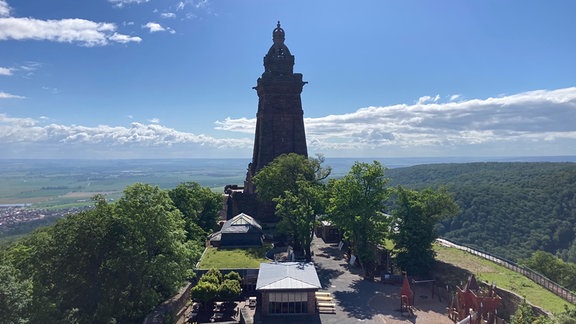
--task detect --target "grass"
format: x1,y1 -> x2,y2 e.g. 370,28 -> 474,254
196,244 -> 270,269
434,243 -> 570,314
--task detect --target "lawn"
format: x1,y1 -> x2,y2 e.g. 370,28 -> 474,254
434,244 -> 570,314
196,245 -> 270,269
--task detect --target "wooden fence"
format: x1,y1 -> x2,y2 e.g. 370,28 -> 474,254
437,238 -> 576,304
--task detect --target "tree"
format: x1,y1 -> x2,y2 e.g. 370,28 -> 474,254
168,181 -> 223,237
253,153 -> 330,261
521,250 -> 576,291
108,183 -> 195,321
555,305 -> 576,324
392,186 -> 458,277
0,262 -> 31,324
511,298 -> 535,324
224,271 -> 242,283
3,185 -> 200,323
218,279 -> 242,301
191,281 -> 219,305
191,269 -> 241,305
327,161 -> 390,278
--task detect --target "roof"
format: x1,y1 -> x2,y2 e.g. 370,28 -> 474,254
221,213 -> 262,234
256,262 -> 321,291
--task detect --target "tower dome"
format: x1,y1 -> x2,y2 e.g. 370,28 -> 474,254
272,21 -> 285,44
264,21 -> 294,75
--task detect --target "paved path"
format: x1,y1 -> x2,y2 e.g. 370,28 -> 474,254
311,236 -> 453,324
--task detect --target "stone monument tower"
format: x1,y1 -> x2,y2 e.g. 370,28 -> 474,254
245,21 -> 308,193
226,22 -> 309,222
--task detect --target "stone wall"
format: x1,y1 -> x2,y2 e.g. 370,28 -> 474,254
142,282 -> 193,324
494,286 -> 550,319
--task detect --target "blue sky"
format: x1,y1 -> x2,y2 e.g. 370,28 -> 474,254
1,0 -> 575,159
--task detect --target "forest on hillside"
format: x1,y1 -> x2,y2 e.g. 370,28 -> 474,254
387,162 -> 576,262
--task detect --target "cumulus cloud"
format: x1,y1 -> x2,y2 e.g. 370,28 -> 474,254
109,32 -> 142,44
0,91 -> 24,99
0,17 -> 141,46
2,87 -> 575,159
217,87 -> 576,156
0,0 -> 10,17
0,66 -> 12,75
0,3 -> 141,46
0,114 -> 252,158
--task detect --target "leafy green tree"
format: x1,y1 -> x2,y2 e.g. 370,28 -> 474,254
555,305 -> 576,324
511,298 -> 536,324
4,227 -> 61,322
392,186 -> 458,277
3,185 -> 201,323
327,161 -> 390,278
108,183 -> 194,321
218,279 -> 242,301
253,153 -> 330,261
191,281 -> 219,305
521,251 -> 576,291
168,181 -> 223,237
202,268 -> 223,285
275,179 -> 326,261
0,262 -> 31,324
224,271 -> 242,283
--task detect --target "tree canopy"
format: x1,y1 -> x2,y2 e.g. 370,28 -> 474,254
168,181 -> 223,238
386,162 -> 576,261
1,183 -> 208,323
253,153 -> 330,261
327,161 -> 391,278
391,186 -> 459,276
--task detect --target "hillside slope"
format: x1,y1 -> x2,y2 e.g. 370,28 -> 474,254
386,162 -> 576,261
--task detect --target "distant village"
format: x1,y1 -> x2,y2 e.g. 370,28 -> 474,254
0,206 -> 88,229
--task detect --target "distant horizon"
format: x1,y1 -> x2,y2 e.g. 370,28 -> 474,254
2,155 -> 576,161
1,1 -> 575,159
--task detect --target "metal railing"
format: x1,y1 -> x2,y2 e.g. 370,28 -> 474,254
437,238 -> 576,304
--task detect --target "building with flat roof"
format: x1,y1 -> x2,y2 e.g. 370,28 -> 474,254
256,262 -> 321,316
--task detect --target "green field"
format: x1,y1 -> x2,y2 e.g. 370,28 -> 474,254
0,159 -> 247,208
434,244 -> 570,314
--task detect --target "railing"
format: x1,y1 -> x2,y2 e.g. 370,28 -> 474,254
437,238 -> 576,304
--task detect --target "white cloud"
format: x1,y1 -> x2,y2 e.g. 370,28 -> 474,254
109,0 -> 150,8
0,17 -> 141,46
0,91 -> 24,99
449,94 -> 461,102
195,0 -> 209,9
143,22 -> 165,32
0,0 -> 10,17
161,12 -> 176,19
0,66 -> 12,75
109,32 -> 142,44
0,114 -> 252,158
2,87 -> 575,159
217,87 -> 576,157
417,94 -> 440,104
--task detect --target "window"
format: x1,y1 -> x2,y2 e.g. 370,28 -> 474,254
268,292 -> 308,314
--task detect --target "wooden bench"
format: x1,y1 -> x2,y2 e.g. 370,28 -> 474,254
317,302 -> 336,308
315,292 -> 331,297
